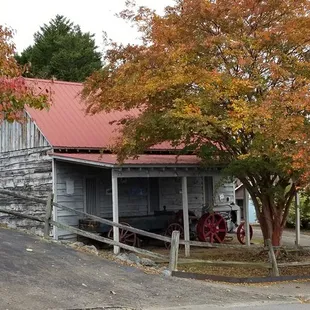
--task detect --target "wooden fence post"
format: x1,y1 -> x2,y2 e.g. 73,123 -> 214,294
295,191 -> 301,247
266,239 -> 279,277
44,193 -> 54,239
169,230 -> 180,272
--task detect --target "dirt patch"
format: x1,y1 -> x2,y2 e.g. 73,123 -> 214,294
178,263 -> 310,278
77,232 -> 310,279
173,247 -> 310,278
93,244 -> 310,279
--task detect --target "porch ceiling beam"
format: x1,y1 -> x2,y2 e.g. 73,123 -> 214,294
52,156 -> 114,168
114,169 -> 219,178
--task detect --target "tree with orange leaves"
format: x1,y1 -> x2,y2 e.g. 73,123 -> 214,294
0,26 -> 49,122
83,0 -> 310,246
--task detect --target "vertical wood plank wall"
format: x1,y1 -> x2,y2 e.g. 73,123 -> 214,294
0,114 -> 49,153
56,162 -> 150,239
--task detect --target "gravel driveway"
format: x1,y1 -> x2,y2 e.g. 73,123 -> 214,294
0,228 -> 309,310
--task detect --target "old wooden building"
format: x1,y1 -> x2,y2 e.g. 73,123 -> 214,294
0,79 -> 236,244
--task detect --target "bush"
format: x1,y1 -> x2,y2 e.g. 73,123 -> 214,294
287,191 -> 310,229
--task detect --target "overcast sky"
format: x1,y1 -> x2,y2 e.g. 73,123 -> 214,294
0,0 -> 175,53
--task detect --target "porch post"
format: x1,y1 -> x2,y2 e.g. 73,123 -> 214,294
52,158 -> 58,240
112,169 -> 120,254
182,176 -> 190,257
295,191 -> 300,247
243,187 -> 251,246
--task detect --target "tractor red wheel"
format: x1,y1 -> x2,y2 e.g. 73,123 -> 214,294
108,222 -> 137,247
236,222 -> 253,245
197,212 -> 227,243
164,223 -> 184,249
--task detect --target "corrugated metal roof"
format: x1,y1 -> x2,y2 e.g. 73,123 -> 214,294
52,153 -> 201,167
25,79 -> 137,149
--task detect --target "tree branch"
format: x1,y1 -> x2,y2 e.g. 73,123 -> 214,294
281,183 -> 296,227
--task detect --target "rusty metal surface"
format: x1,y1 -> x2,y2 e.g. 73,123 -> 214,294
25,79 -> 175,151
25,79 -> 137,149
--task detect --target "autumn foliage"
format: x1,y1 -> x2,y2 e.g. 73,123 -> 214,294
83,0 -> 310,245
0,26 -> 49,122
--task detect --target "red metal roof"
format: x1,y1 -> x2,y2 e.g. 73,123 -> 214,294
25,79 -> 137,149
52,153 -> 201,166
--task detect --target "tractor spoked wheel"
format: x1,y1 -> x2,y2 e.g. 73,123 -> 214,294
236,222 -> 253,245
108,222 -> 138,248
197,212 -> 227,243
164,223 -> 184,249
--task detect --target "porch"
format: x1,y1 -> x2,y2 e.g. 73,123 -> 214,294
52,153 -> 236,256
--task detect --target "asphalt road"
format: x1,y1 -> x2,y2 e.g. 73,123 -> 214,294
166,303 -> 310,310
242,304 -> 310,310
0,228 -> 310,310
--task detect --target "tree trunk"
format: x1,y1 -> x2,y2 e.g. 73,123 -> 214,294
242,178 -> 295,247
255,198 -> 285,246
272,224 -> 283,247
258,214 -> 270,241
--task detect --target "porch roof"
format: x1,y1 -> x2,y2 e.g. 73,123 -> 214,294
52,152 -> 201,168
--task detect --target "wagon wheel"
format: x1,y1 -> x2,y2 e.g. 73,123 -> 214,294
236,222 -> 253,245
108,222 -> 137,248
197,212 -> 227,243
164,223 -> 184,249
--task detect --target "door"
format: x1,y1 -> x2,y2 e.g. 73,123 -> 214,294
149,178 -> 160,213
85,177 -> 98,215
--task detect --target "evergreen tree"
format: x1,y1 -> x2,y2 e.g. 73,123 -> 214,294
16,15 -> 102,82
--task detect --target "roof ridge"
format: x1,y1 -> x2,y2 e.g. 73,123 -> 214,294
25,77 -> 82,87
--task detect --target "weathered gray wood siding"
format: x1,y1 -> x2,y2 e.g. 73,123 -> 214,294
98,177 -> 149,219
158,177 -> 205,214
159,175 -> 235,213
0,113 -> 49,153
55,161 -> 87,240
0,147 -> 52,234
55,162 -> 149,240
55,161 -> 235,240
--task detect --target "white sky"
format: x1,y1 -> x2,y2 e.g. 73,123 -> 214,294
0,0 -> 175,53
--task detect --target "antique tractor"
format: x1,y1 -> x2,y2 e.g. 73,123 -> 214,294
79,204 -> 253,248
164,204 -> 253,246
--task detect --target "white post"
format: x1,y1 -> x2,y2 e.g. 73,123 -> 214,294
182,176 -> 190,257
112,170 -> 120,254
295,191 -> 300,247
52,158 -> 58,240
169,230 -> 180,272
243,187 -> 251,246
